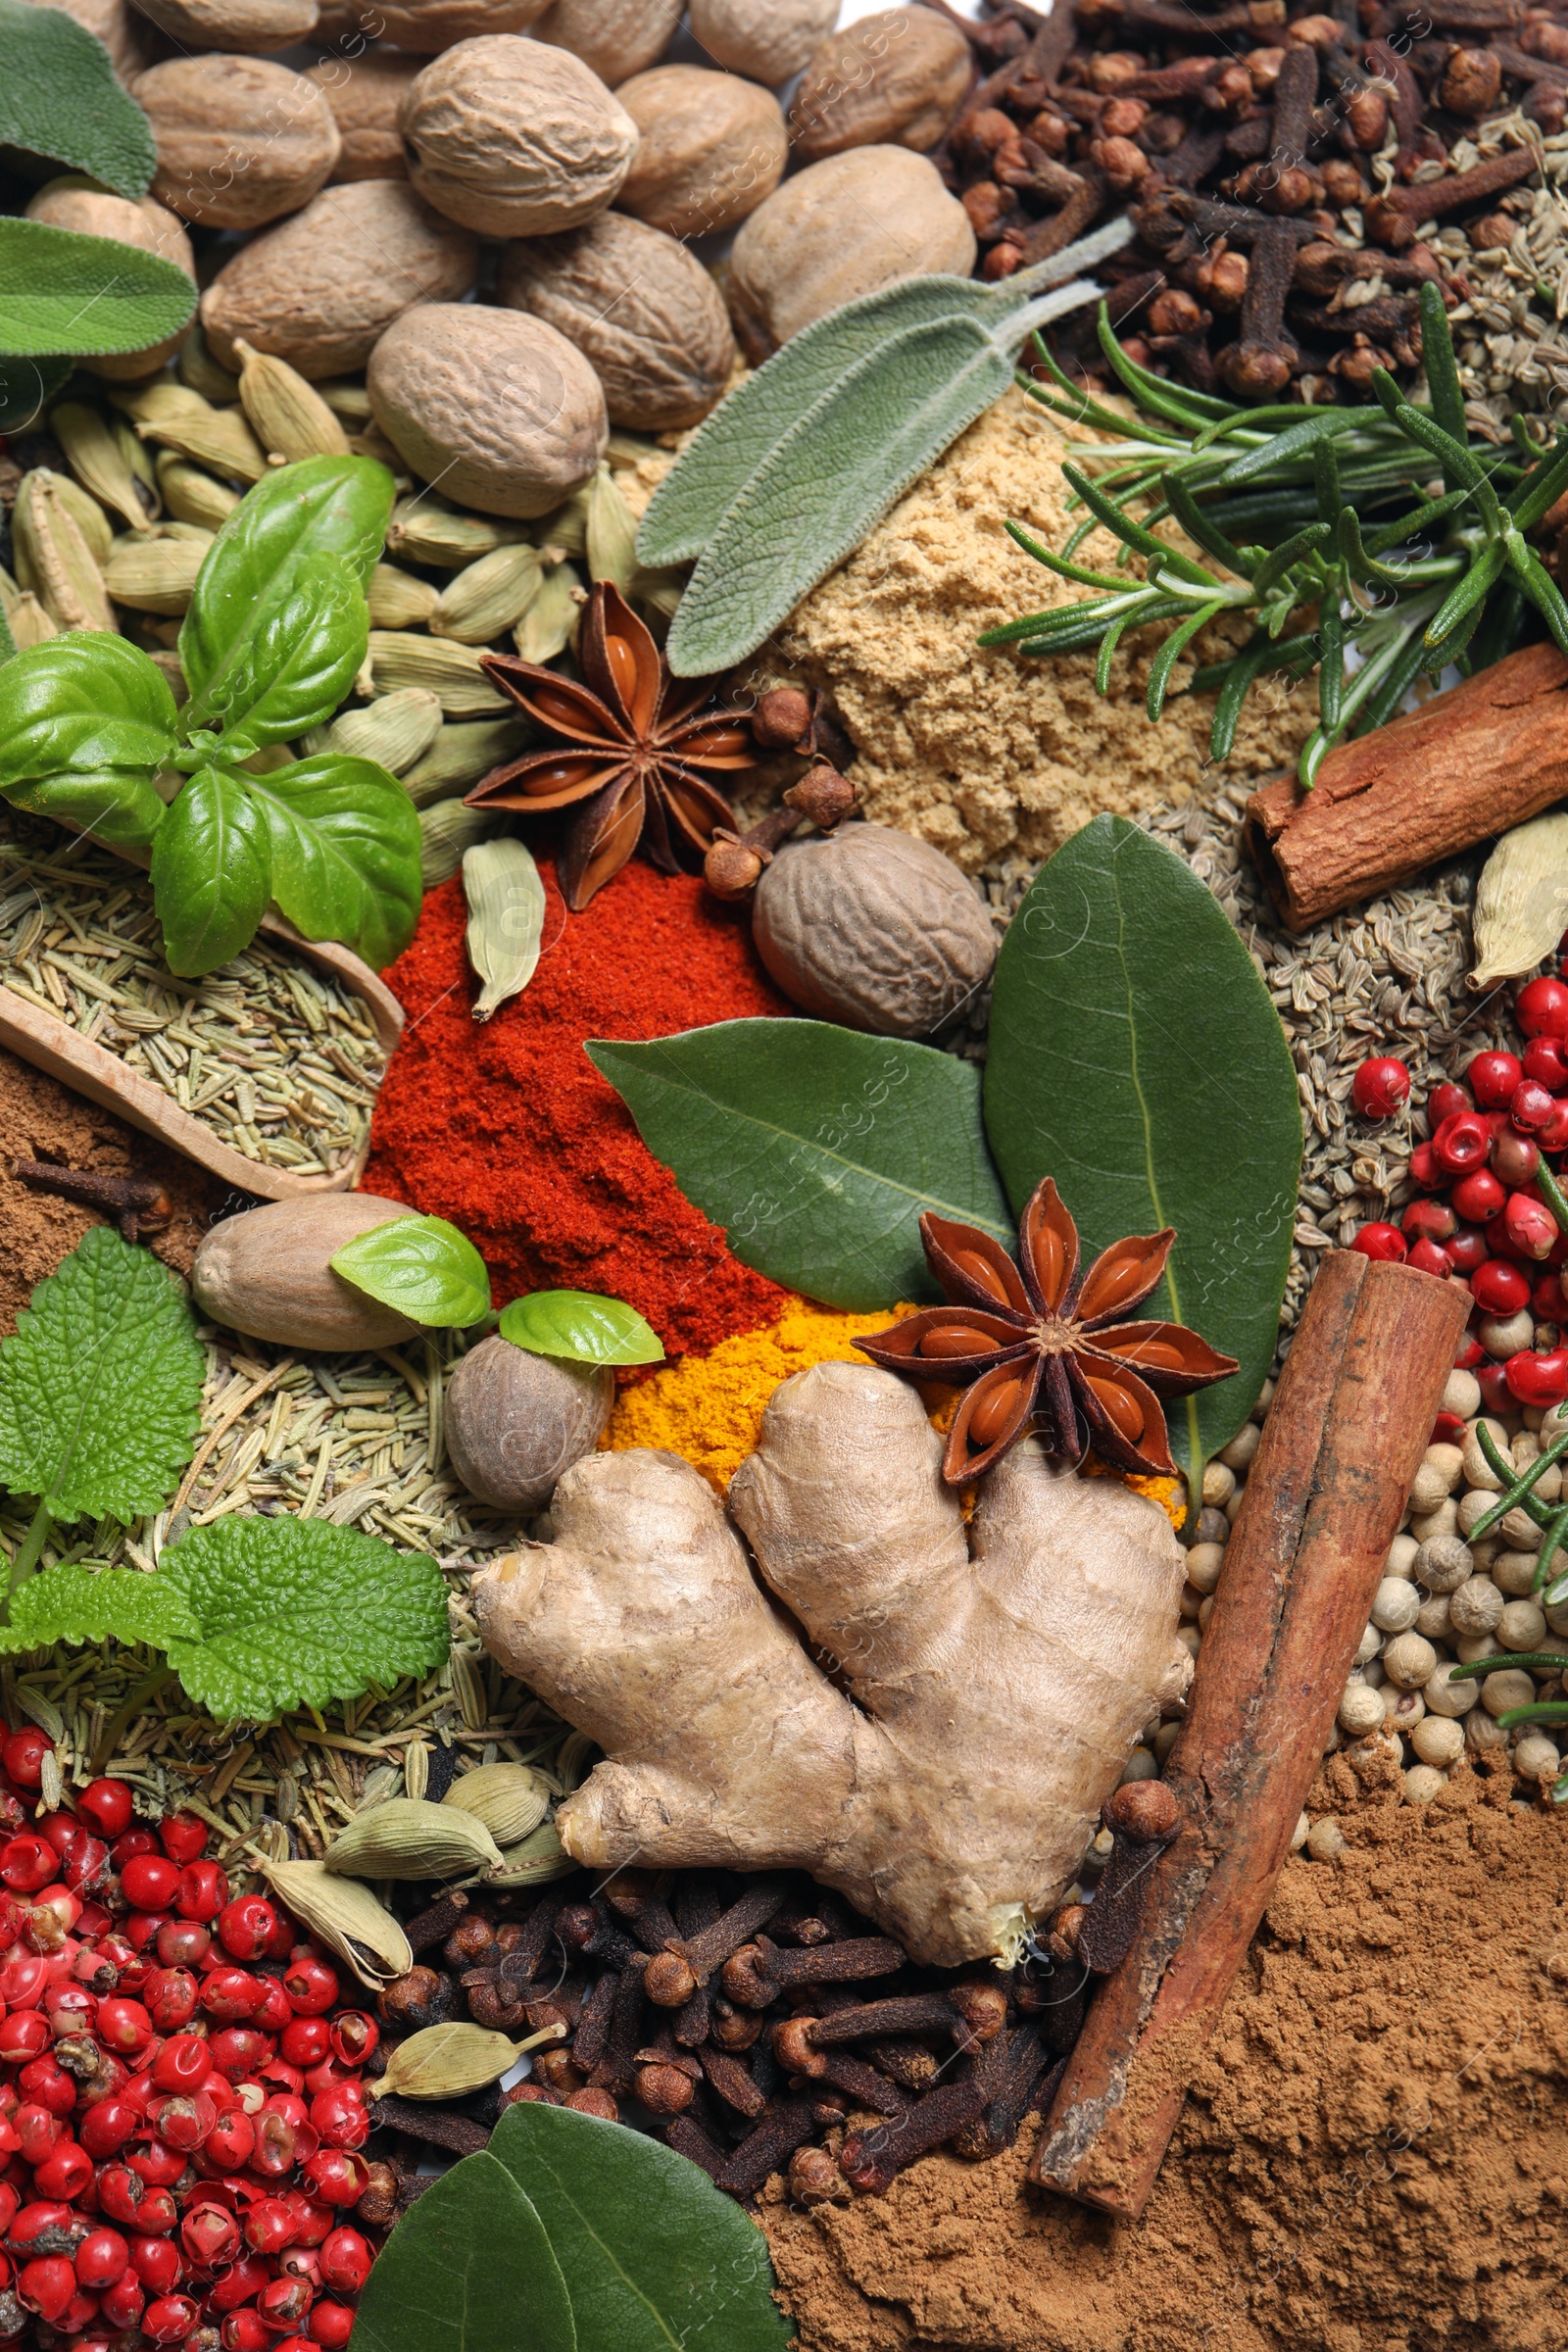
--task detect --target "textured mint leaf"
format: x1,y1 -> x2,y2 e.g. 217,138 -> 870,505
0,1228 -> 203,1523
0,219 -> 192,359
0,1563 -> 198,1657
157,1517 -> 450,1722
349,2153 -> 575,2352
0,0 -> 156,196
331,1214 -> 491,1329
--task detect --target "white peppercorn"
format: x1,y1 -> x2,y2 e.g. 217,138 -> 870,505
1512,1730 -> 1560,1781
1153,1722 -> 1181,1764
1370,1578 -> 1421,1635
1412,1714 -> 1465,1768
1545,1594 -> 1568,1638
1456,1489 -> 1494,1538
1382,1632 -> 1439,1690
1492,1548 -> 1542,1596
1455,1632 -> 1505,1665
1201,1461 -> 1236,1508
1539,1402 -> 1568,1446
1179,1583 -> 1203,1622
1467,1707 -> 1508,1754
1119,1748 -> 1158,1786
1498,1598 -> 1547,1651
1184,1543 -> 1225,1596
1408,1444 -> 1464,1513
1386,1532 -> 1419,1578
1402,1764 -> 1446,1804
1359,1658 -> 1387,1689
1443,1368 -> 1482,1419
1478,1309 -> 1534,1360
1305,1816 -> 1345,1860
1224,1489 -> 1246,1526
1176,1625 -> 1201,1661
1447,1575 -> 1504,1639
1252,1378 -> 1275,1419
1410,1497 -> 1459,1544
1288,1811 -> 1309,1853
1198,1597 -> 1214,1631
1338,1682 -> 1387,1738
1461,1419 -> 1508,1491
1532,1463 -> 1562,1504
1482,1665 -> 1538,1717
1219,1423 -> 1260,1473
1501,1506 -> 1546,1549
1385,1688 -> 1426,1735
1414,1535 -> 1473,1592
1352,1624 -> 1383,1668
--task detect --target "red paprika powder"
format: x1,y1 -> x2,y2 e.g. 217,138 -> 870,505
365,858 -> 791,1356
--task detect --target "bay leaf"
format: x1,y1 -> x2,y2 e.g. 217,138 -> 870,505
492,2102 -> 791,2352
347,2150 -> 576,2352
983,815 -> 1299,1503
0,220 -> 193,361
586,1018 -> 1012,1309
0,0 -> 156,199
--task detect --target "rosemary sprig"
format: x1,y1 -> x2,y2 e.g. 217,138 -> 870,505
985,286 -> 1568,787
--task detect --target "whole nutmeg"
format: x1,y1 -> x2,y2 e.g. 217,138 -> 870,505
497,213 -> 734,430
401,36 -> 637,238
689,0 -> 837,84
373,0 -> 549,49
368,302 -> 607,518
532,0 -> 681,82
306,48 -> 423,180
202,181 -> 475,377
444,1333 -> 613,1510
728,147 -> 976,360
135,57 -> 341,229
614,65 -> 787,238
790,7 -> 971,163
24,176 -> 194,381
44,0 -> 159,84
128,0 -> 318,50
752,824 -> 998,1038
190,1194 -> 423,1351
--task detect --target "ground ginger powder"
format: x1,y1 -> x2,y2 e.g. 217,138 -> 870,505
777,386 -> 1317,872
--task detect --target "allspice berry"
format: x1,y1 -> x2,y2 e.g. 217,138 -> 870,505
24,177 -> 194,381
497,213 -> 734,431
444,1334 -> 613,1511
688,0 -> 838,85
135,57 -> 341,230
367,303 -> 607,518
401,36 -> 638,238
614,65 -> 787,238
728,147 -> 976,360
752,824 -> 998,1039
190,1195 -> 423,1351
532,0 -> 682,83
791,8 -> 972,161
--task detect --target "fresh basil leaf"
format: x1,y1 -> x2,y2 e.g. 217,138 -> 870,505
0,355 -> 74,436
330,1212 -> 492,1329
0,1563 -> 198,1658
0,606 -> 14,668
245,754 -> 422,971
0,219 -> 193,360
157,1517 -> 451,1722
349,2152 -> 575,2352
586,1019 -> 1013,1310
0,0 -> 156,196
0,1227 -> 204,1524
204,553 -> 368,753
984,814 -> 1300,1498
500,1292 -> 663,1367
493,2103 -> 792,2352
179,457 -> 394,728
0,632 -> 177,851
150,763 -> 271,979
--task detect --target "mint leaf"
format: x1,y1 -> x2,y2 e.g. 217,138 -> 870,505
0,0 -> 156,198
331,1214 -> 491,1329
0,1563 -> 198,1657
156,1518 -> 450,1722
0,219 -> 193,360
0,1228 -> 203,1523
500,1292 -> 662,1368
151,763 -> 272,978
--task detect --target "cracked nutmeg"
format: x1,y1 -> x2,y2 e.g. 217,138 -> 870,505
465,580 -> 757,909
856,1177 -> 1237,1483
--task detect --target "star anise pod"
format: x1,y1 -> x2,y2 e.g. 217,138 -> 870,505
857,1178 -> 1238,1485
465,582 -> 758,910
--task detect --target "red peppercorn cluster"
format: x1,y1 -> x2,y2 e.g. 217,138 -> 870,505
1348,976 -> 1568,1414
0,1751 -> 379,2351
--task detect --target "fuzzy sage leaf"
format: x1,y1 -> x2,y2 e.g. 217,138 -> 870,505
0,0 -> 156,197
0,219 -> 192,360
331,1212 -> 493,1329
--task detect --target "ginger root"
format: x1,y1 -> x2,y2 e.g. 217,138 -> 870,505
474,1362 -> 1191,1966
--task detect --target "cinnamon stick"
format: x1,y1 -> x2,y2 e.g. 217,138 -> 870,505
1029,1251 -> 1469,2221
1244,642 -> 1568,931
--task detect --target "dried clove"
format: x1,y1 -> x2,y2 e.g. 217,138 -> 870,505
714,2100 -> 818,2197
371,2094 -> 491,2156
14,1159 -> 172,1245
839,2078 -> 990,2195
721,1934 -> 906,2009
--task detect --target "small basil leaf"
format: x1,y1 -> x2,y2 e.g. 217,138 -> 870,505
0,219 -> 192,359
0,0 -> 157,197
330,1213 -> 492,1328
197,552 -> 367,751
179,456 -> 394,726
244,753 -> 422,971
0,633 -> 176,850
349,2151 -> 575,2352
499,1292 -> 663,1367
0,607 -> 14,669
150,764 -> 271,979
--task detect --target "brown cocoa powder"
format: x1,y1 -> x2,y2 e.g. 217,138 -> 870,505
763,1751 -> 1568,2351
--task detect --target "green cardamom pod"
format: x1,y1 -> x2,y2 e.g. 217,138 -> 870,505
103,531 -> 212,614
420,800 -> 503,890
487,1817 -> 574,1886
401,717 -> 532,808
178,321 -> 242,406
463,837 -> 546,1023
323,1795 -> 503,1881
155,452 -> 242,531
429,543 -> 547,646
302,686 -> 443,776
14,473 -> 115,632
514,561 -> 583,665
261,1858 -> 413,1991
367,563 -> 439,630
234,338 -> 351,465
533,485 -> 588,558
6,592 -> 58,648
371,2021 -> 561,2102
367,630 -> 511,715
387,494 -> 529,570
586,462 -> 638,591
443,1762 -> 550,1848
316,376 -> 373,422
52,401 -> 149,532
117,381 -> 267,483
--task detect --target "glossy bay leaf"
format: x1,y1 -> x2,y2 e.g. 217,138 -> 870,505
0,220 -> 192,359
586,1019 -> 1012,1309
331,1212 -> 492,1328
983,814 -> 1299,1500
499,1291 -> 663,1367
0,0 -> 156,198
347,2151 -> 575,2352
492,2101 -> 792,2352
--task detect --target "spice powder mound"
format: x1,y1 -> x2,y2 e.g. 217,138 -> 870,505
365,858 -> 791,1356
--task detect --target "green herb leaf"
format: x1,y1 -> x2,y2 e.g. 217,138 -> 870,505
0,0 -> 156,196
330,1213 -> 491,1329
983,815 -> 1299,1498
244,753 -> 422,971
201,552 -> 368,753
499,1293 -> 663,1367
0,355 -> 74,436
0,1227 -> 203,1524
0,219 -> 192,360
179,457 -> 394,733
0,1562 -> 198,1657
349,2152 -> 576,2352
492,2102 -> 792,2352
155,1517 -> 451,1722
150,763 -> 272,979
0,631 -> 176,850
586,1019 -> 1013,1310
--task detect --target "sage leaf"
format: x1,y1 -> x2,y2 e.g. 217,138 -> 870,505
586,1019 -> 1012,1310
150,763 -> 271,979
330,1211 -> 492,1329
0,219 -> 192,360
499,1291 -> 663,1368
492,2101 -> 793,2352
0,632 -> 176,852
243,753 -> 423,971
348,2152 -> 576,2352
0,0 -> 156,197
464,836 -> 546,1021
983,815 -> 1299,1500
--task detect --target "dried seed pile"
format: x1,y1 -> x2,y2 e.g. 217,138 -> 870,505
0,808 -> 386,1179
1446,114 -> 1568,428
